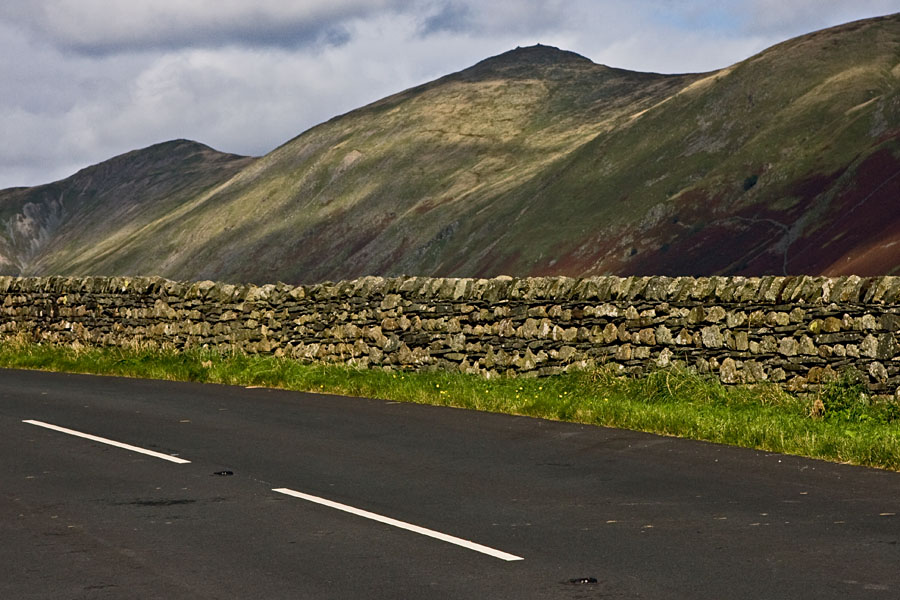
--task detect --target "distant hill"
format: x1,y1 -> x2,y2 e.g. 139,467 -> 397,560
1,13 -> 898,283
0,140 -> 253,276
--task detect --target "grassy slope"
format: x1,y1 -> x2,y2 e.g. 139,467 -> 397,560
53,46 -> 699,283
123,15 -> 900,283
2,15 -> 898,283
0,140 -> 254,276
462,14 -> 900,277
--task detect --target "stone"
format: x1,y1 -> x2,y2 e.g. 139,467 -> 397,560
798,335 -> 817,355
380,294 -> 402,310
857,314 -> 877,330
785,376 -> 808,392
726,311 -> 747,328
823,317 -> 842,333
669,328 -> 691,345
719,358 -> 739,384
615,344 -> 633,360
510,350 -> 533,370
655,325 -> 673,345
519,318 -> 541,338
861,335 -> 879,358
498,320 -> 516,337
789,307 -> 806,322
527,305 -> 548,318
448,333 -> 466,352
152,299 -> 177,319
748,310 -> 767,327
368,346 -> 384,363
706,306 -> 726,323
687,307 -> 705,324
807,367 -> 825,383
769,368 -> 787,382
876,333 -> 899,360
597,303 -> 619,317
779,337 -> 799,356
744,361 -> 766,382
633,347 -> 651,360
880,313 -> 900,332
869,361 -> 889,383
656,348 -> 673,368
558,346 -> 577,362
538,319 -> 553,337
700,325 -> 724,348
602,323 -> 619,344
767,312 -> 790,327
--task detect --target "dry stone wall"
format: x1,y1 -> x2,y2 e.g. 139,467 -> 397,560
2,274 -> 900,394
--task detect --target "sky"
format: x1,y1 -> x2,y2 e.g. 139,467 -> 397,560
1,0 -> 897,189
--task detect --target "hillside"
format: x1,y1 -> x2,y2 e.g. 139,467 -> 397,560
0,140 -> 253,276
2,13 -> 899,283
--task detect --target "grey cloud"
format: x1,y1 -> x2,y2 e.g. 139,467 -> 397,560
421,1 -> 471,34
2,0 -> 897,191
1,0 -> 410,54
734,0 -> 899,36
420,0 -> 576,37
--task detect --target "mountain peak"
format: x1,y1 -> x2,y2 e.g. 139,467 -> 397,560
460,44 -> 600,79
487,44 -> 594,65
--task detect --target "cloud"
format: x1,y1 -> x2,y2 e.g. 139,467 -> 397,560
420,0 -> 572,36
736,0 -> 899,36
1,1 -> 897,189
0,10 -> 522,188
2,0 -> 410,54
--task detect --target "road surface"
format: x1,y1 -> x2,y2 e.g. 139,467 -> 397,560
1,369 -> 898,598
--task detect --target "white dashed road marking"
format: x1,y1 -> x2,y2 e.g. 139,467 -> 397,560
273,487 -> 524,561
23,419 -> 191,464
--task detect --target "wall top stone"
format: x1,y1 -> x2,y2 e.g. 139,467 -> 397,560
3,275 -> 900,305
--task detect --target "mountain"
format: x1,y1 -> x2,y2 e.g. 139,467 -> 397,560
2,14 -> 899,283
0,140 -> 253,275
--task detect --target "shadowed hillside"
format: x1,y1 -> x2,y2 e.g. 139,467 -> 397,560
2,14 -> 898,283
0,140 -> 253,275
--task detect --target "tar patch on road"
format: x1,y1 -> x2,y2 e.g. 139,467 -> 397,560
126,499 -> 197,507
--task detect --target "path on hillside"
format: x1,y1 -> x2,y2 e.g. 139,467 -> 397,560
1,369 -> 898,599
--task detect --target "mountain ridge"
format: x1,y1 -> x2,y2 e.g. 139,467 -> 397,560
2,13 -> 899,283
0,140 -> 253,274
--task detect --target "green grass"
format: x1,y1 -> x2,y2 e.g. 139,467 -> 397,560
2,341 -> 899,471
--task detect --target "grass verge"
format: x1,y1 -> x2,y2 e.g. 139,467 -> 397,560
2,341 -> 899,471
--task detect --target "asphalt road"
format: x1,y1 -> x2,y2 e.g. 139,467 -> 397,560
2,369 -> 899,599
